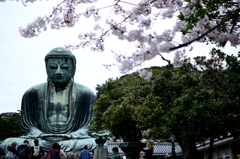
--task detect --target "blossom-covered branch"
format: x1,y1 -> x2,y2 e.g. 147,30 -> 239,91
170,8 -> 240,51
3,0 -> 240,72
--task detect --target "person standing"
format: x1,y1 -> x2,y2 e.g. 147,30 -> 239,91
60,148 -> 67,159
46,143 -> 61,159
143,145 -> 154,159
90,150 -> 94,159
236,154 -> 240,159
79,145 -> 91,159
16,140 -> 30,159
7,142 -> 17,155
138,152 -> 145,159
169,152 -> 177,159
5,142 -> 17,159
162,153 -> 169,159
30,139 -> 44,159
66,148 -> 75,159
111,147 -> 123,159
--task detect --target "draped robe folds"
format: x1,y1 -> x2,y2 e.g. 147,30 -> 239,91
1,82 -> 97,153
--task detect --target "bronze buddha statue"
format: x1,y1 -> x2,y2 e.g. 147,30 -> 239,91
1,47 -> 97,152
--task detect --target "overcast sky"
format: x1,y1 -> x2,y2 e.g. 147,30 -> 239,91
0,0 -> 238,113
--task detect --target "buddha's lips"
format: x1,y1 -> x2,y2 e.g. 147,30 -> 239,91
55,75 -> 63,78
54,74 -> 68,77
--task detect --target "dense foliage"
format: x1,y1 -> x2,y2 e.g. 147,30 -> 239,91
91,50 -> 240,159
92,73 -> 152,141
0,111 -> 21,141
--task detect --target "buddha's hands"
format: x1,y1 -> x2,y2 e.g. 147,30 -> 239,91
21,127 -> 43,138
40,133 -> 72,141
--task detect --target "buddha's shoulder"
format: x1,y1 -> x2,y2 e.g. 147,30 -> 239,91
24,82 -> 47,93
73,82 -> 95,95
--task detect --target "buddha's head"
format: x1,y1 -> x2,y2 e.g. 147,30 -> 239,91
45,47 -> 76,85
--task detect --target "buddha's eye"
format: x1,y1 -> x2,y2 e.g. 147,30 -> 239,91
49,64 -> 57,69
61,64 -> 69,68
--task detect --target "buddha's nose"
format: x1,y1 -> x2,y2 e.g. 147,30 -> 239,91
56,66 -> 63,74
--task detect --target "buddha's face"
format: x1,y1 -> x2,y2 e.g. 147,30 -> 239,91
46,57 -> 75,85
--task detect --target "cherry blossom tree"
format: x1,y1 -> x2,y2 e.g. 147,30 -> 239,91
1,0 -> 240,73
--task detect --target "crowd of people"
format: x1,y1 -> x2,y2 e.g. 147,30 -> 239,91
5,140 -> 179,159
5,139 -> 45,159
4,139 -> 94,159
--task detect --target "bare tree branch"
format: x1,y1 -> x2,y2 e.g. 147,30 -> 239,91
119,0 -> 137,6
159,54 -> 171,65
44,0 -> 66,23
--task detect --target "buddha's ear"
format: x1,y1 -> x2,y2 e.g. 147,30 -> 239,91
71,68 -> 76,79
71,59 -> 76,78
45,62 -> 49,76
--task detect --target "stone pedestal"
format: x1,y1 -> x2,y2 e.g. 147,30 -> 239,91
94,147 -> 108,159
119,142 -> 145,159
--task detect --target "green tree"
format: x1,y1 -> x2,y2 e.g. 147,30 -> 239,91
91,72 -> 153,141
135,50 -> 240,159
92,51 -> 240,159
0,111 -> 21,141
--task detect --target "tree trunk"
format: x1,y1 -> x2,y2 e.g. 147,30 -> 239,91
207,136 -> 215,159
176,136 -> 198,159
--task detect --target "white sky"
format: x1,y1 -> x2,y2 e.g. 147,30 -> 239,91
0,0 -> 238,113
